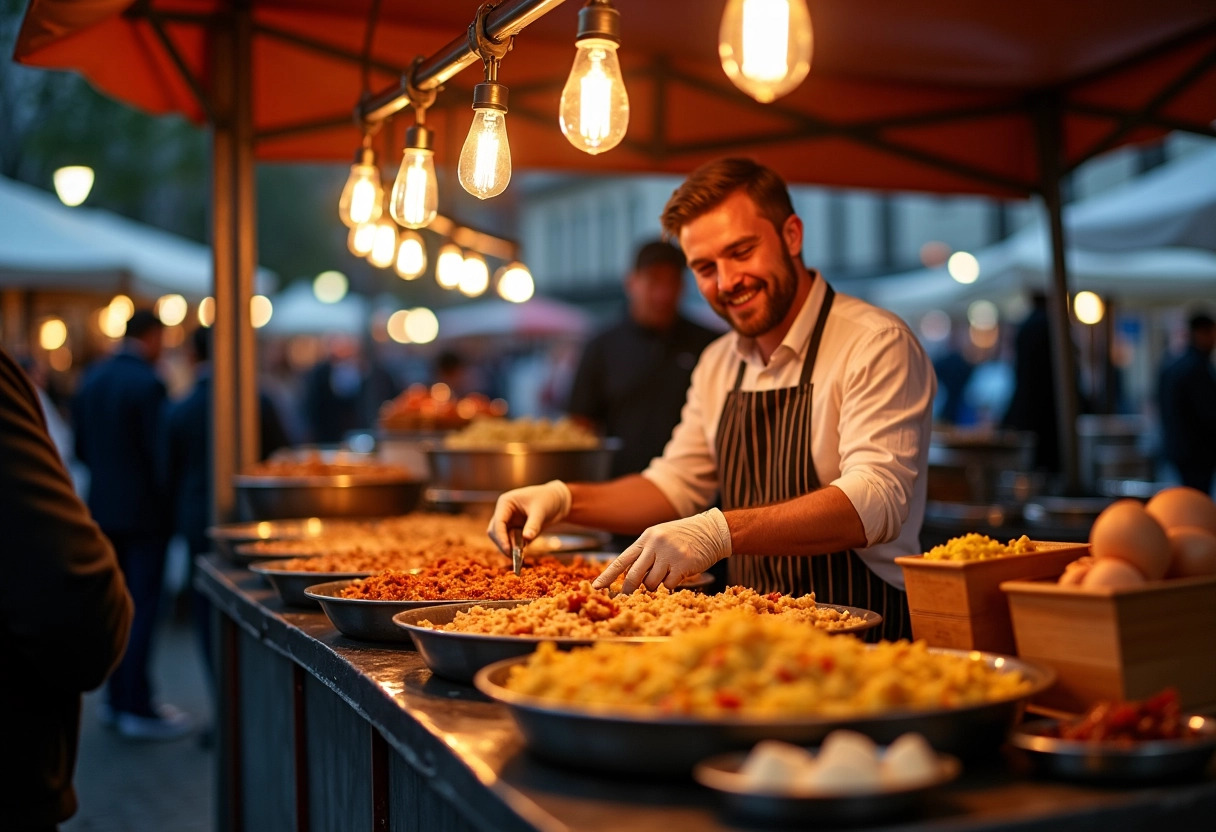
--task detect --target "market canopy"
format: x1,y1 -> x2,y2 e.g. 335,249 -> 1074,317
261,280 -> 369,335
0,174 -> 276,299
434,296 -> 590,341
15,1 -> 1216,198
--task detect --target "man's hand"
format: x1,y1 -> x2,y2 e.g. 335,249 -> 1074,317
486,480 -> 572,556
593,508 -> 732,594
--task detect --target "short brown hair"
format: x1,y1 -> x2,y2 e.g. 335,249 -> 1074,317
661,158 -> 795,239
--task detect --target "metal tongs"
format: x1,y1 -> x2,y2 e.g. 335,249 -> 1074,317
509,527 -> 525,576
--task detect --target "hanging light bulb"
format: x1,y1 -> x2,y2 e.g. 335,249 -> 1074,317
367,218 -> 400,269
459,253 -> 490,297
395,230 -> 427,279
496,261 -> 535,303
559,1 -> 629,155
458,74 -> 512,199
338,142 -> 383,227
390,125 -> 439,229
436,242 -> 465,289
719,0 -> 813,103
348,221 -> 377,257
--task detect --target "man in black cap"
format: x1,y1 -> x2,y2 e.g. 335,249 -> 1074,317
73,309 -> 191,740
567,240 -> 719,478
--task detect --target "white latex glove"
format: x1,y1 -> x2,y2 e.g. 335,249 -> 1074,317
593,508 -> 732,594
487,479 -> 572,556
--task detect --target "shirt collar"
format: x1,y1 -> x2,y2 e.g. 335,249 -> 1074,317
731,270 -> 825,369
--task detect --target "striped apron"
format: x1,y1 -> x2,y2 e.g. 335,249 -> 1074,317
715,284 -> 912,642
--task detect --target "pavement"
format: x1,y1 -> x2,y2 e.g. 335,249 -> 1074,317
63,607 -> 214,832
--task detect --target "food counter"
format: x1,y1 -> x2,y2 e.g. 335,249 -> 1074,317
197,556 -> 1216,832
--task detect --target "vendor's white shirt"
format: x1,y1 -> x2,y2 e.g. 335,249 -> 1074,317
641,278 -> 936,589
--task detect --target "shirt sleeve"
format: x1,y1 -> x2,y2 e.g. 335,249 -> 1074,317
0,349 -> 134,692
830,326 -> 936,547
640,351 -> 721,517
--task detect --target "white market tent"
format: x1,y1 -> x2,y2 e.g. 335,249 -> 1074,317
261,280 -> 369,336
0,176 -> 275,299
434,297 -> 591,341
869,145 -> 1216,319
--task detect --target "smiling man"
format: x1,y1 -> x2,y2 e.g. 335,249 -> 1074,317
489,158 -> 936,641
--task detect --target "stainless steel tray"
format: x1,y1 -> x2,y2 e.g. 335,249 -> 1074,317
474,649 -> 1055,774
305,579 -> 510,644
207,517 -> 346,560
234,475 -> 424,521
249,562 -> 376,607
394,601 -> 667,684
694,750 -> 960,826
425,439 -> 621,493
1009,716 -> 1216,782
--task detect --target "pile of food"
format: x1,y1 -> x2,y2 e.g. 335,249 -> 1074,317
1045,688 -> 1195,743
504,612 -> 1032,716
422,584 -> 858,637
1061,487 -> 1216,588
242,454 -> 409,479
923,533 -> 1036,562
267,544 -> 504,574
378,385 -> 506,431
241,512 -> 496,559
337,557 -> 604,602
443,416 -> 599,449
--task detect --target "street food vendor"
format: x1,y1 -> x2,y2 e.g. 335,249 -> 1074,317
489,158 -> 935,641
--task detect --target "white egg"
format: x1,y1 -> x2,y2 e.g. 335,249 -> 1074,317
816,730 -> 879,768
881,733 -> 940,788
738,740 -> 816,792
801,757 -> 883,794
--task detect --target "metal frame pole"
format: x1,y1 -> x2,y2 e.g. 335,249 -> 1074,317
1033,94 -> 1083,495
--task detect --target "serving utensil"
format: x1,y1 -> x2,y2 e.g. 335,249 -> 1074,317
510,527 -> 524,576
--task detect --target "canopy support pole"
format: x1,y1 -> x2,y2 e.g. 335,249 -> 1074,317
1033,94 -> 1083,495
210,2 -> 260,528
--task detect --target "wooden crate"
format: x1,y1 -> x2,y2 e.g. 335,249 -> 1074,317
895,541 -> 1088,654
1001,574 -> 1216,713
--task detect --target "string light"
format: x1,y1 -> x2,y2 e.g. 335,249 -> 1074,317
53,166 -> 95,206
459,252 -> 490,297
719,0 -> 813,103
390,124 -> 439,228
436,242 -> 465,289
395,230 -> 427,280
559,1 -> 629,155
337,137 -> 383,227
496,262 -> 535,303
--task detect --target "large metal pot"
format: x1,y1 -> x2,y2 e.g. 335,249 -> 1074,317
233,472 -> 424,521
927,429 -> 1035,504
424,438 -> 621,502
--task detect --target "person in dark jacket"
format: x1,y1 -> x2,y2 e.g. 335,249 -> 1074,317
1158,312 -> 1216,494
163,327 -> 289,683
567,240 -> 719,478
72,309 -> 190,740
1,346 -> 134,830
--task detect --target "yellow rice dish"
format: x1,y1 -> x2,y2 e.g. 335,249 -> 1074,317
422,582 -> 860,638
923,533 -> 1036,562
503,613 -> 1031,717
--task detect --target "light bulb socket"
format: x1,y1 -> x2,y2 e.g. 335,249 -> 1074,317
405,125 -> 434,152
472,81 -> 509,113
577,1 -> 621,44
353,145 -> 377,166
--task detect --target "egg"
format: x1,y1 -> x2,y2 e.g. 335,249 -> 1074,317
1146,487 -> 1216,537
1057,555 -> 1094,586
738,740 -> 815,791
881,733 -> 940,789
1165,526 -> 1216,578
816,730 -> 879,769
801,758 -> 882,794
1081,556 -> 1148,590
1089,499 -> 1170,579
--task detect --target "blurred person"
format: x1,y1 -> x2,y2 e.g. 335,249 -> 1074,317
301,334 -> 399,443
490,159 -> 935,642
2,346 -> 134,830
72,309 -> 190,740
1002,293 -> 1061,472
567,240 -> 718,477
1157,312 -> 1216,494
931,328 -> 975,426
163,327 -> 289,699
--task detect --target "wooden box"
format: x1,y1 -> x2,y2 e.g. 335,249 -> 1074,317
895,541 -> 1088,655
1001,574 -> 1216,713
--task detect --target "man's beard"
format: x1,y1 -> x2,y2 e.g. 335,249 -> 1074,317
711,248 -> 801,338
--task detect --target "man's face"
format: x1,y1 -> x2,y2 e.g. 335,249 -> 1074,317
679,190 -> 801,338
626,262 -> 683,330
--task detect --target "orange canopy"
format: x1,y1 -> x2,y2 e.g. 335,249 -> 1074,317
16,0 -> 1216,198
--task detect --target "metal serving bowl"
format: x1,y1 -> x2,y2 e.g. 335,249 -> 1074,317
233,472 -> 424,521
305,579 -> 478,644
1009,716 -> 1216,782
248,561 -> 378,607
424,438 -> 621,502
474,649 -> 1055,775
